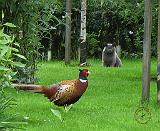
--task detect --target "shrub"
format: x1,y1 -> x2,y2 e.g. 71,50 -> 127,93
0,13 -> 26,130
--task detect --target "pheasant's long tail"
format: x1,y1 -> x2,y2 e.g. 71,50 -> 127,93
13,84 -> 45,93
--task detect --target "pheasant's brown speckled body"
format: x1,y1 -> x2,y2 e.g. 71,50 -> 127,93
13,69 -> 90,107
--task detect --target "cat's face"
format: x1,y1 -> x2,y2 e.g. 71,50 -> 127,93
104,43 -> 115,55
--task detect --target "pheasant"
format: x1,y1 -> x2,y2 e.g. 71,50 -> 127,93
13,69 -> 90,108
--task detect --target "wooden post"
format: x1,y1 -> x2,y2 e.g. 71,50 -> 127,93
48,34 -> 52,61
47,48 -> 52,61
65,0 -> 72,64
80,0 -> 87,65
142,0 -> 152,103
157,0 -> 160,105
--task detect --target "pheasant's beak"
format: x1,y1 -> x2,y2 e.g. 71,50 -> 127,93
87,71 -> 90,76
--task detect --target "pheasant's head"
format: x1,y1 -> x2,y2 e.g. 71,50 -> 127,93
79,69 -> 90,80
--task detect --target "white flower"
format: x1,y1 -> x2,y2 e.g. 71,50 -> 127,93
129,31 -> 133,35
137,3 -> 140,7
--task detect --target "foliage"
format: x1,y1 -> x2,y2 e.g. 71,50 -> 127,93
51,0 -> 159,59
0,15 -> 25,91
0,13 -> 26,130
0,94 -> 27,130
86,33 -> 101,58
1,0 -> 64,83
35,0 -> 159,59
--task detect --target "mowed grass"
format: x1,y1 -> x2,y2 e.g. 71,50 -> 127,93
6,59 -> 160,131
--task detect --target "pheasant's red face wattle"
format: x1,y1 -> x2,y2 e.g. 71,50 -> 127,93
79,69 -> 90,77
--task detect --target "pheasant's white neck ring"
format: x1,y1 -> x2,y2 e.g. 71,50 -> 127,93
79,79 -> 87,83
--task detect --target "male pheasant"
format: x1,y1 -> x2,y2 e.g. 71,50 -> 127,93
13,69 -> 90,107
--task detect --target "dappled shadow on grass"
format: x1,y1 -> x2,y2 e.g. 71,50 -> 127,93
126,75 -> 157,82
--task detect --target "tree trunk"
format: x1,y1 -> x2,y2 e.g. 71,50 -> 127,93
157,0 -> 160,105
79,0 -> 87,66
142,0 -> 152,103
65,0 -> 72,64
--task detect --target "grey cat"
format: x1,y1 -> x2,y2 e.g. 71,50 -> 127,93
102,43 -> 122,67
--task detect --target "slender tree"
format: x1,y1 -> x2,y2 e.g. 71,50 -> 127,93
142,0 -> 152,103
79,0 -> 87,65
157,0 -> 160,105
65,0 -> 72,64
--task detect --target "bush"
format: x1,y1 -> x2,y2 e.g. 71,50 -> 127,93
0,14 -> 26,130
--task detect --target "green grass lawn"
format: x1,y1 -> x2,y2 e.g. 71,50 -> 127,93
6,59 -> 160,131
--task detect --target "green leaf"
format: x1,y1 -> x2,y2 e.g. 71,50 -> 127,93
12,62 -> 25,68
4,33 -> 11,40
6,48 -> 11,59
101,0 -> 104,7
51,109 -> 63,122
14,54 -> 26,60
0,40 -> 9,45
1,58 -> 13,63
0,46 -> 8,57
1,122 -> 28,125
10,71 -> 17,77
11,47 -> 19,52
11,36 -> 15,43
2,10 -> 4,19
0,45 -> 6,49
3,23 -> 16,28
0,66 -> 10,71
13,42 -> 20,47
64,104 -> 73,113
